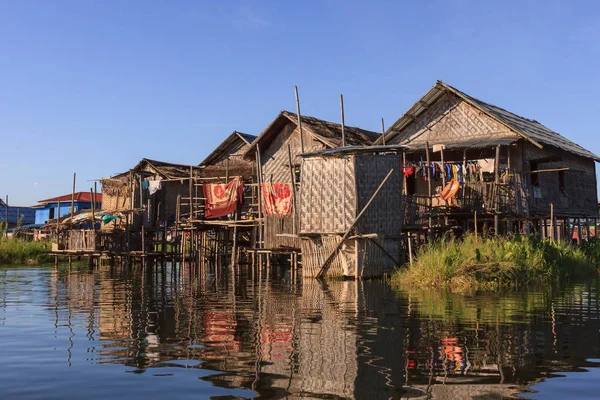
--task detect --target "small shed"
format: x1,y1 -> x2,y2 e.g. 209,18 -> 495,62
299,146 -> 405,278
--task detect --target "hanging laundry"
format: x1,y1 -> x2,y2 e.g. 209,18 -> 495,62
403,166 -> 415,177
261,182 -> 293,217
142,181 -> 150,190
148,180 -> 162,195
203,177 -> 244,219
440,181 -> 460,201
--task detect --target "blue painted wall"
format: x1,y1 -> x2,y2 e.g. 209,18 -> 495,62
34,201 -> 98,224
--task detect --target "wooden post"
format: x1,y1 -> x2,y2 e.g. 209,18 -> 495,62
90,189 -> 96,232
255,146 -> 264,249
578,218 -> 583,245
225,158 -> 230,182
381,118 -> 386,146
461,149 -> 467,200
440,146 -> 446,187
294,85 -> 304,154
56,199 -> 61,237
474,211 -> 478,243
71,173 -> 76,217
402,152 -> 407,196
549,203 -> 554,242
425,142 -> 432,237
494,145 -> 500,235
189,165 -> 194,221
287,144 -> 298,234
407,234 -> 413,267
4,195 -> 7,237
316,168 -> 395,279
340,94 -> 346,147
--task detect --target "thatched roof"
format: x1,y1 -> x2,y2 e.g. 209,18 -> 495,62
244,110 -> 381,158
199,131 -> 257,167
110,158 -> 203,180
378,80 -> 600,161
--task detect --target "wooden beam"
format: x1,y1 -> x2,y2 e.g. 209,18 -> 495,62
340,94 -> 346,147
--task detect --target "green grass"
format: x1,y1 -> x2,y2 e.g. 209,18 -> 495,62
392,234 -> 598,291
0,223 -> 55,265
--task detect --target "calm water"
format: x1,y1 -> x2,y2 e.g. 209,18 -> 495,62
1,263 -> 600,399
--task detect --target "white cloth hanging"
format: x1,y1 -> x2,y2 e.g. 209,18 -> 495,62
148,180 -> 162,195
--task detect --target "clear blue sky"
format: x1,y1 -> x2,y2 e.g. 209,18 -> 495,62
2,0 -> 600,206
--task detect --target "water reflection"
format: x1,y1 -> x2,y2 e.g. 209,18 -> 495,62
1,263 -> 600,399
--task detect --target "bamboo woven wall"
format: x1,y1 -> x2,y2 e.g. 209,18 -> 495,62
299,156 -> 356,234
522,142 -> 598,217
300,236 -> 345,278
354,154 -> 403,236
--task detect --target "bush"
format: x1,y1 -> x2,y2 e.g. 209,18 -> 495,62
392,234 -> 597,291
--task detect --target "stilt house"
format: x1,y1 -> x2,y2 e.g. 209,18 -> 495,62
243,110 -> 381,250
299,146 -> 405,278
377,81 -> 600,238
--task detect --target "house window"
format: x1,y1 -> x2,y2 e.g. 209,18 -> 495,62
530,161 -> 539,187
49,208 -> 55,220
559,170 -> 566,192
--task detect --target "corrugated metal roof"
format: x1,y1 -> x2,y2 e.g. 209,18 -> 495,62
38,192 -> 102,204
380,81 -> 600,162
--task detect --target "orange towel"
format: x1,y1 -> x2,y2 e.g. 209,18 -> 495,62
440,181 -> 460,201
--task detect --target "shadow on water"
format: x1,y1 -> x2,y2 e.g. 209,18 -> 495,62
1,261 -> 600,399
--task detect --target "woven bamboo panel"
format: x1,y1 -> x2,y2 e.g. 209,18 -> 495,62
299,156 -> 356,234
391,92 -> 516,145
300,236 -> 345,278
354,154 -> 403,236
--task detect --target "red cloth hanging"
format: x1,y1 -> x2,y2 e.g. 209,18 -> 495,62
203,177 -> 244,219
261,183 -> 293,217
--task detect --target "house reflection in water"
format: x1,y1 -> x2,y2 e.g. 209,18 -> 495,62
44,264 -> 600,399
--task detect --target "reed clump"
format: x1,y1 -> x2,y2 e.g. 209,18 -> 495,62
0,223 -> 54,265
393,234 -> 597,291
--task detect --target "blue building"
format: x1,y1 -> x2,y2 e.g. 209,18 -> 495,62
0,198 -> 35,227
34,192 -> 102,225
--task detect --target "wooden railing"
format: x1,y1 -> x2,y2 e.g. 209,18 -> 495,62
66,230 -> 96,251
403,177 -> 526,226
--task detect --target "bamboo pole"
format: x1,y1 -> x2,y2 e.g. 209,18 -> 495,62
425,142 -> 432,237
90,189 -> 96,232
71,173 -> 76,217
340,94 -> 346,147
294,85 -> 304,154
402,152 -> 407,195
4,195 -> 7,238
549,203 -> 554,242
381,118 -> 386,146
56,199 -> 61,236
287,144 -> 298,234
255,146 -> 264,248
474,211 -> 478,244
407,234 -> 413,267
189,165 -> 194,221
316,168 -> 395,279
494,145 -> 500,235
